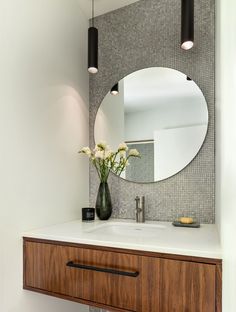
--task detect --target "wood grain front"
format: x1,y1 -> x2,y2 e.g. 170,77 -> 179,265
216,263 -> 222,312
81,248 -> 140,310
23,238 -> 221,312
24,241 -> 84,298
140,256 -> 160,311
24,240 -> 141,311
159,259 -> 216,312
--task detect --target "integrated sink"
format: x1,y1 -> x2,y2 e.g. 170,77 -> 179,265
85,222 -> 166,239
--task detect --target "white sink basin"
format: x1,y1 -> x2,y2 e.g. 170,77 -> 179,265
85,222 -> 166,238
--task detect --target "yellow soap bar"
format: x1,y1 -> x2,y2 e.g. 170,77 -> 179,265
179,217 -> 194,224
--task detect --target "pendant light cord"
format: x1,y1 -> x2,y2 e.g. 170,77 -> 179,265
92,0 -> 94,27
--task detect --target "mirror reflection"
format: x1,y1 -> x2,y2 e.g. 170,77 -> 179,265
94,67 -> 208,183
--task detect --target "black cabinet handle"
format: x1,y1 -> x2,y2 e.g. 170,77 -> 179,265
66,261 -> 139,277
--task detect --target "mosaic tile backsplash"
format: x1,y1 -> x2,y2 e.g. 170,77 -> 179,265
89,0 -> 215,224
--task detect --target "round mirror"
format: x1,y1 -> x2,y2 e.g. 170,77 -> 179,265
94,67 -> 208,183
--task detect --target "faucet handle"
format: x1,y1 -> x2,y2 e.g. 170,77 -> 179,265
135,197 -> 140,211
135,196 -> 140,209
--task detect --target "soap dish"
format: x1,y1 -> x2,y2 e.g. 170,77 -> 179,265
172,221 -> 200,228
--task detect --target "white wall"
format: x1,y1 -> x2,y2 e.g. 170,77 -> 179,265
216,0 -> 236,311
124,97 -> 208,142
154,125 -> 208,181
0,1 -> 89,311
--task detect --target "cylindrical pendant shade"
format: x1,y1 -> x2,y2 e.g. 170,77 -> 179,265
88,26 -> 98,74
181,0 -> 194,50
110,83 -> 119,95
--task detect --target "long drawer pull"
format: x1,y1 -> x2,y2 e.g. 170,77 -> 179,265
66,261 -> 139,277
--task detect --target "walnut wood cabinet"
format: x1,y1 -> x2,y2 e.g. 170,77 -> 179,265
23,238 -> 222,312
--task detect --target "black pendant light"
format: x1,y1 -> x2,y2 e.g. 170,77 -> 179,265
110,83 -> 119,95
181,0 -> 194,50
88,0 -> 98,74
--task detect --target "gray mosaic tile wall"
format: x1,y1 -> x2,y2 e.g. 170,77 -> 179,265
89,0 -> 215,224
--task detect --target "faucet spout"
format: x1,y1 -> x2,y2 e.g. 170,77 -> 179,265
135,196 -> 145,223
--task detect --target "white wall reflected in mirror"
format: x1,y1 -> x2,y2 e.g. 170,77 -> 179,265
94,67 -> 208,183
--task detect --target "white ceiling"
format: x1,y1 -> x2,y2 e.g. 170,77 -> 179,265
77,0 -> 140,18
123,67 -> 207,117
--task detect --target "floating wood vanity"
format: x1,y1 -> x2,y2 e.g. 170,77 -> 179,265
23,220 -> 222,312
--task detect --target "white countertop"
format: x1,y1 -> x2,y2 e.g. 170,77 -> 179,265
23,219 -> 222,259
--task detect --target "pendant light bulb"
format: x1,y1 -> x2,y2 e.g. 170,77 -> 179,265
88,0 -> 98,74
181,0 -> 194,50
181,41 -> 194,50
88,66 -> 98,74
110,83 -> 119,96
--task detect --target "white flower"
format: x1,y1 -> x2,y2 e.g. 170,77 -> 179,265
129,149 -> 140,157
79,141 -> 140,180
119,150 -> 126,158
80,146 -> 91,156
97,141 -> 107,151
118,142 -> 128,152
95,150 -> 105,159
105,150 -> 113,159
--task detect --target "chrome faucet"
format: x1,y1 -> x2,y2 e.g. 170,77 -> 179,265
135,196 -> 145,223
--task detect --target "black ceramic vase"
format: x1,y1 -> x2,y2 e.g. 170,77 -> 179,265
95,182 -> 112,220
